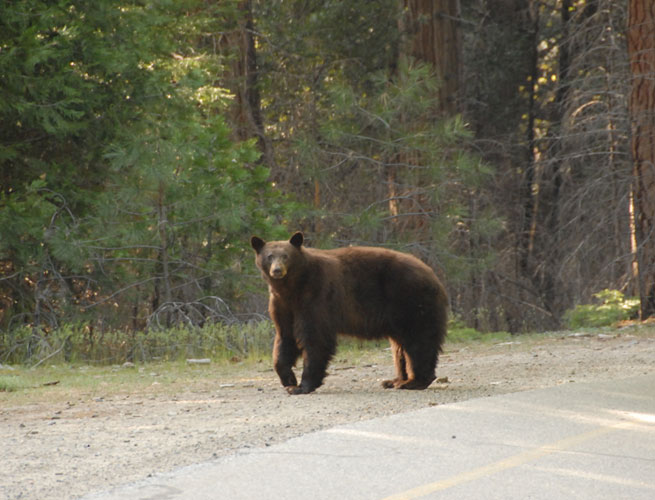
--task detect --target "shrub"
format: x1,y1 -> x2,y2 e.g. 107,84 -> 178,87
0,321 -> 276,365
564,289 -> 639,329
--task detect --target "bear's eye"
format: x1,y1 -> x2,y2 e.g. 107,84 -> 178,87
266,254 -> 274,262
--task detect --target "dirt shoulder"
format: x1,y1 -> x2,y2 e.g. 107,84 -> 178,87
2,328 -> 655,500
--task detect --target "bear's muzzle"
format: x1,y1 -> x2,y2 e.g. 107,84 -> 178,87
269,262 -> 287,279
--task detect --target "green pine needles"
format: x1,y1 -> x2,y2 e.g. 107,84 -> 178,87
0,1 -> 287,340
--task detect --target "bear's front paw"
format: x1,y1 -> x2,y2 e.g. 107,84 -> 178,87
286,384 -> 315,395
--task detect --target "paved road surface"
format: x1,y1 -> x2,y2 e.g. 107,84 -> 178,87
84,374 -> 655,500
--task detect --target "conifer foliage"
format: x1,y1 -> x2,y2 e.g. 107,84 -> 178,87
0,1 -> 279,340
2,1 -> 655,362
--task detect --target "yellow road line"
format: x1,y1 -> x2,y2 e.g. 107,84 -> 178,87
382,421 -> 635,500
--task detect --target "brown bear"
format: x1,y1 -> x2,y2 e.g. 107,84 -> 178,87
250,232 -> 448,395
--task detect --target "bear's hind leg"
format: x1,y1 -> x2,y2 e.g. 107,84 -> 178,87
382,338 -> 408,389
394,340 -> 437,390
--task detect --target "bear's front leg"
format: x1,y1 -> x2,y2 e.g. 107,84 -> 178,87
286,337 -> 335,394
273,332 -> 300,389
287,358 -> 328,395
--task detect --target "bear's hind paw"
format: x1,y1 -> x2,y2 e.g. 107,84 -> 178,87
396,377 -> 435,390
381,378 -> 402,389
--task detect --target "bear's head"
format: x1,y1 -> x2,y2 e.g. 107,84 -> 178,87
251,232 -> 304,281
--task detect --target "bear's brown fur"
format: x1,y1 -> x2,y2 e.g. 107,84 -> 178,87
251,232 -> 448,395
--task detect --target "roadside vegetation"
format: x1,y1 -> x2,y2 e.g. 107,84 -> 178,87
1,289 -> 639,369
2,292 -> 650,408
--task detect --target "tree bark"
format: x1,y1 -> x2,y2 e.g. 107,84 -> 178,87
628,0 -> 655,318
401,0 -> 461,115
156,181 -> 173,327
388,0 -> 462,233
223,0 -> 275,167
518,0 -> 540,275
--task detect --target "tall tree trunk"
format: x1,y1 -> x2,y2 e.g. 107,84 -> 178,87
628,0 -> 655,318
401,0 -> 461,114
223,1 -> 275,167
389,0 -> 462,232
156,181 -> 173,327
536,0 -> 570,323
519,0 -> 540,275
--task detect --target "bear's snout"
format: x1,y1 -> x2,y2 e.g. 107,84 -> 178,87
269,261 -> 287,279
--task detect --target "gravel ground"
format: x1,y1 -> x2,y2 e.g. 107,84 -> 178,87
2,328 -> 654,500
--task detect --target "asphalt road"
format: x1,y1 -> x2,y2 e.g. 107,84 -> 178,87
83,373 -> 655,500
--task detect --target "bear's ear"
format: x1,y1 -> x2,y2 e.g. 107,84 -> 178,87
289,232 -> 304,248
251,236 -> 266,253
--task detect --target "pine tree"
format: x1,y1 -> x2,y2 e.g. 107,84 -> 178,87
0,1 -> 285,333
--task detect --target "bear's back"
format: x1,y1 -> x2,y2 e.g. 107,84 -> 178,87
314,245 -> 437,279
300,245 -> 445,339
305,245 -> 444,302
